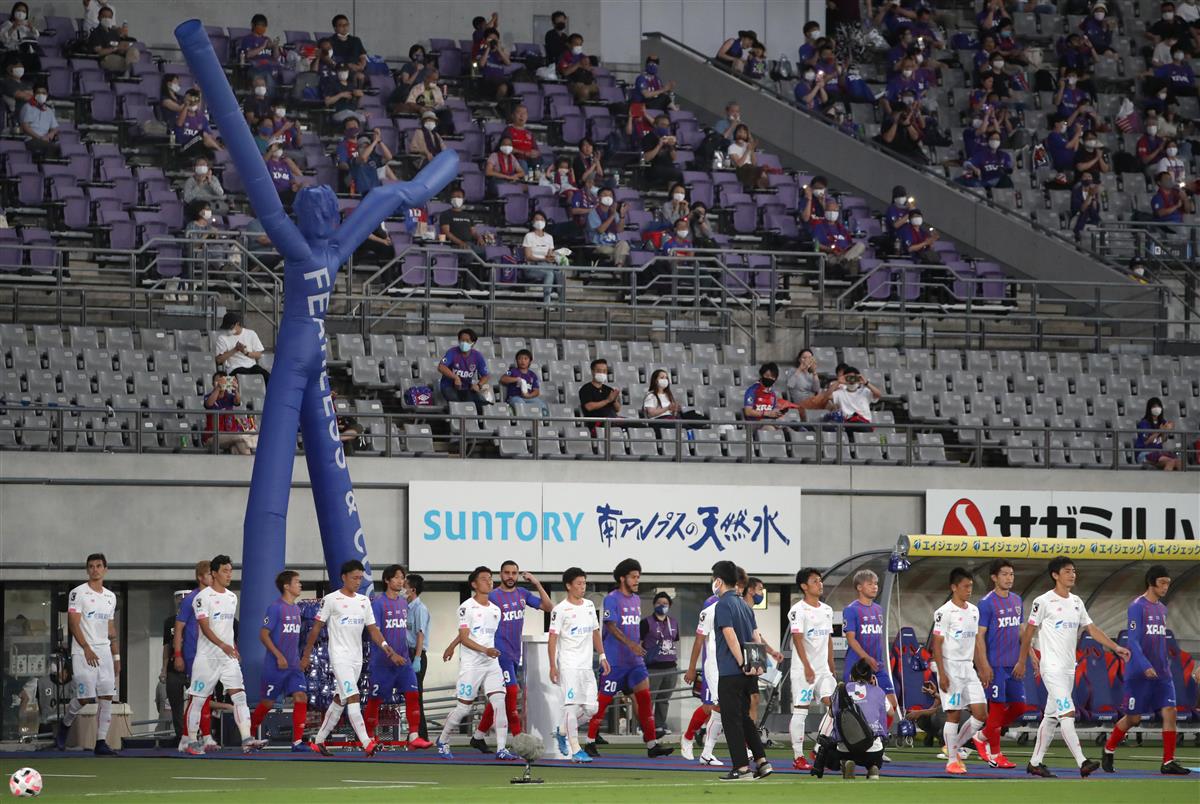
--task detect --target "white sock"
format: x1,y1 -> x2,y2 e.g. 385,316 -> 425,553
185,695 -> 206,741
62,698 -> 83,728
789,710 -> 807,758
1059,716 -> 1086,766
702,712 -> 723,757
440,702 -> 472,744
315,701 -> 345,743
95,699 -> 112,741
230,691 -> 251,742
943,720 -> 960,755
957,716 -> 984,753
564,705 -> 581,754
1031,715 -> 1057,766
473,729 -> 487,740
346,701 -> 372,747
489,693 -> 508,752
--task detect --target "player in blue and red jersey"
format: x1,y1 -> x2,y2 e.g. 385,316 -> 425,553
742,362 -> 782,423
842,569 -> 899,741
249,570 -> 308,749
973,558 -> 1025,769
363,564 -> 431,749
584,558 -> 674,759
1103,566 -> 1192,776
467,560 -> 552,752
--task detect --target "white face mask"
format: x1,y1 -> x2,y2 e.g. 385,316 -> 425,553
992,61 -> 1004,70
572,45 -> 583,55
902,69 -> 913,78
11,67 -> 23,79
1094,11 -> 1105,20
711,580 -> 722,596
200,209 -> 213,220
1067,77 -> 1077,86
1150,406 -> 1163,416
254,85 -> 267,97
14,10 -> 25,20
916,53 -> 924,64
532,219 -> 545,230
813,188 -> 825,197
1167,146 -> 1178,156
1084,140 -> 1097,149
450,197 -> 464,208
423,121 -> 437,130
499,144 -> 513,155
600,196 -> 614,206
911,216 -> 924,226
675,229 -> 689,239
338,71 -> 350,81
804,70 -> 815,81
1164,11 -> 1175,19
100,17 -> 115,28
1173,51 -> 1185,60
1147,125 -> 1158,135
656,377 -> 670,389
825,210 -> 839,222
593,372 -> 607,384
195,165 -> 209,175
894,196 -> 907,205
672,192 -> 685,202
34,93 -> 47,104
1159,92 -> 1168,100
168,82 -> 180,94
988,139 -> 1002,150
274,107 -> 286,118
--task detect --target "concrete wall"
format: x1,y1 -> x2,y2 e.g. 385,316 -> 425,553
31,0 -> 822,66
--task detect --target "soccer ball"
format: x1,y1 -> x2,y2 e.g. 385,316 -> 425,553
8,768 -> 42,797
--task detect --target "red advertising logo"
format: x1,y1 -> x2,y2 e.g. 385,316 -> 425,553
940,498 -> 988,537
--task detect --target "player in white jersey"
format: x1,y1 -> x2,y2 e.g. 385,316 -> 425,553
437,566 -> 518,761
1016,557 -> 1129,779
682,593 -> 725,765
183,554 -> 266,755
930,568 -> 988,775
301,559 -> 403,757
548,566 -> 609,763
787,568 -> 835,770
58,553 -> 120,755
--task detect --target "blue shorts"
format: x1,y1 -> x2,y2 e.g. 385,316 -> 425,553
260,666 -> 307,700
498,655 -> 522,689
599,663 -> 649,697
368,660 -> 419,702
985,666 -> 1026,704
1122,675 -> 1176,715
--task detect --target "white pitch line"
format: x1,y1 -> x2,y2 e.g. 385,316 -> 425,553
170,776 -> 266,781
340,779 -> 439,784
42,773 -> 97,778
314,784 -> 419,790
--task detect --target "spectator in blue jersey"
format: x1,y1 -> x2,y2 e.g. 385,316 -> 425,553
322,60 -> 367,126
799,176 -> 829,227
1058,32 -> 1098,75
584,558 -> 674,759
799,21 -> 822,65
794,67 -> 831,112
875,0 -> 916,40
632,55 -> 675,111
248,570 -> 308,749
347,128 -> 397,197
1151,170 -> 1193,223
994,19 -> 1027,65
1056,72 -> 1101,131
881,186 -> 915,255
1103,566 -> 1192,774
660,217 -> 693,256
170,560 -> 215,752
1044,115 -> 1083,173
1069,174 -> 1102,236
1154,46 -> 1197,95
811,659 -> 889,779
842,570 -> 899,723
558,33 -> 598,103
500,349 -> 549,415
812,199 -> 867,276
1080,2 -> 1117,55
437,328 -> 491,412
239,14 -> 282,93
887,29 -> 916,75
743,362 -> 783,424
1135,396 -> 1182,469
263,143 -> 304,207
715,30 -> 756,73
175,88 -> 222,162
958,131 -> 1013,188
910,7 -> 943,47
587,187 -> 631,267
977,0 -> 1011,35
972,559 -> 1026,768
640,592 -> 680,735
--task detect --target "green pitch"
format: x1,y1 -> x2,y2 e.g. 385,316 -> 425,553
5,745 -> 1196,802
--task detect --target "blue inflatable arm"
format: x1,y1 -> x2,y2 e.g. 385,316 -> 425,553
331,149 -> 460,266
174,19 -> 309,263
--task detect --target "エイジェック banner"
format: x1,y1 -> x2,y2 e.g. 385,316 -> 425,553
926,489 -> 1198,540
408,482 -> 801,573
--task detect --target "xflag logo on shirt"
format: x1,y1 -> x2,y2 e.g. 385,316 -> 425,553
940,498 -> 989,537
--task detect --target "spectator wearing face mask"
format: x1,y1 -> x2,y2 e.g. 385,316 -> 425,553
579,358 -> 622,429
1153,47 -> 1197,95
1072,133 -> 1110,181
401,68 -> 447,121
642,114 -> 684,188
587,187 -> 631,267
335,118 -> 364,189
1146,3 -> 1190,57
795,66 -> 831,112
713,101 -> 741,137
440,187 -> 490,273
1069,174 -> 1102,236
1080,3 -> 1117,56
0,3 -> 39,73
1150,33 -> 1181,68
346,128 -> 395,197
485,135 -> 526,190
1044,115 -> 1084,174
959,131 -> 1014,188
642,369 -> 705,425
1154,139 -> 1194,189
1,59 -> 32,116
322,60 -> 366,125
267,103 -> 301,151
408,110 -> 445,168
716,30 -> 757,74
633,56 -> 676,112
176,89 -> 222,160
689,204 -> 717,248
881,186 -> 915,255
658,183 -> 690,225
89,6 -> 140,75
828,367 -> 881,434
19,83 -> 59,158
1151,170 -> 1195,222
743,362 -> 783,425
898,207 -> 943,264
1059,31 -> 1098,76
640,592 -> 680,734
1136,397 -> 1181,470
182,158 -> 226,211
800,177 -> 829,226
522,211 -> 561,303
812,200 -> 866,277
548,157 -> 577,197
545,10 -> 570,63
567,173 -> 599,235
330,14 -> 368,88
727,124 -> 769,190
438,328 -> 491,412
883,57 -> 924,116
159,75 -> 185,125
500,349 -> 549,415
503,104 -> 543,166
558,33 -> 598,103
476,27 -> 513,102
242,75 -> 273,127
185,202 -> 238,276
1056,71 -> 1100,132
239,14 -> 282,93
877,102 -> 927,164
799,21 -> 822,65
660,217 -> 693,258
390,44 -> 432,110
572,137 -> 608,188
994,20 -> 1027,64
263,143 -> 303,206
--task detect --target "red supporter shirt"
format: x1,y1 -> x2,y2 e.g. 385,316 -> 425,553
505,125 -> 536,156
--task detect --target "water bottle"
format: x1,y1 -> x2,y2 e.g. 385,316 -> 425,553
712,150 -> 724,171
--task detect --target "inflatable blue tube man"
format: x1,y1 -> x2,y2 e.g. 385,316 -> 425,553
175,20 -> 458,700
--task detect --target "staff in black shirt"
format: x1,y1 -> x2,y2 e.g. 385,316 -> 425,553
161,589 -> 190,742
579,358 -> 622,433
440,187 -> 490,288
545,10 -> 571,64
330,14 -> 368,87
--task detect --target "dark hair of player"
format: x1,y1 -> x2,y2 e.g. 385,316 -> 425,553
340,559 -> 365,576
712,560 -> 738,587
86,552 -> 107,567
382,564 -> 406,583
469,565 -> 492,585
949,567 -> 972,586
988,558 -> 1014,578
500,560 -> 519,572
796,567 -> 821,588
1048,556 -> 1074,579
211,554 -> 232,573
275,570 -> 299,593
613,558 -> 642,582
1145,564 -> 1170,588
562,567 -> 587,586
406,573 -> 425,596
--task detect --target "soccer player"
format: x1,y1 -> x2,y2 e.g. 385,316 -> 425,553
930,567 -> 988,775
248,570 -> 308,750
972,559 -> 1024,769
172,560 -> 216,753
469,560 -> 552,751
682,587 -> 723,765
1102,565 -> 1192,775
842,570 -> 899,726
57,553 -> 120,756
302,559 -> 403,757
787,567 -> 835,771
183,554 -> 266,755
584,558 -> 674,758
1016,556 -> 1129,778
363,565 -> 432,749
436,566 -> 518,761
548,566 -> 609,762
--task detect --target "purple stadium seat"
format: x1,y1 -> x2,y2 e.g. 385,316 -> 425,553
47,66 -> 72,98
98,208 -> 136,250
682,171 -> 714,208
16,167 -> 44,206
284,30 -> 313,45
22,228 -> 57,274
864,262 -> 894,301
765,213 -> 798,239
429,250 -> 459,287
495,186 -> 529,226
393,239 -> 426,286
597,83 -> 626,105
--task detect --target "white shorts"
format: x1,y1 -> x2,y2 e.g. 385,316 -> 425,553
331,659 -> 363,702
790,665 -> 836,710
71,650 -> 115,699
702,659 -> 720,706
937,661 -> 986,711
1042,669 -> 1077,717
559,667 -> 598,709
188,653 -> 245,698
456,661 -> 504,702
